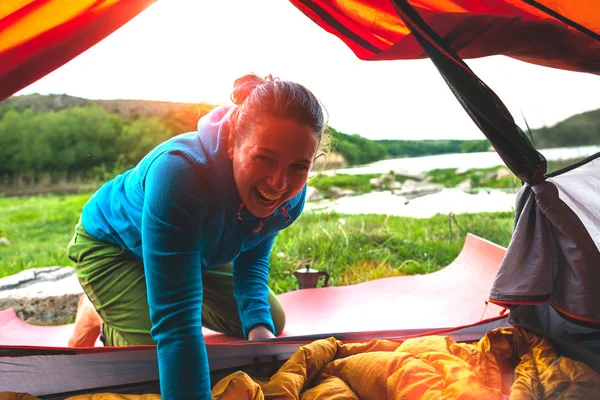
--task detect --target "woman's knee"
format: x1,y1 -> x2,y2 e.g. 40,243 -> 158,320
268,290 -> 286,336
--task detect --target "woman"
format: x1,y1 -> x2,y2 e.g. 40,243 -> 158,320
66,73 -> 327,399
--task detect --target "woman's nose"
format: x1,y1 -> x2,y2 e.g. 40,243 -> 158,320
267,168 -> 287,191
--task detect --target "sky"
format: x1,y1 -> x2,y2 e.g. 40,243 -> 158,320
16,0 -> 600,141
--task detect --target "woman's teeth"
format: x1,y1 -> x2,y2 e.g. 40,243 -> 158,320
257,187 -> 281,202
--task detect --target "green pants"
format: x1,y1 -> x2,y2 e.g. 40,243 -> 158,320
67,221 -> 285,346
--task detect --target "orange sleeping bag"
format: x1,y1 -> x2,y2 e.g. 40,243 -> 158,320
9,327 -> 599,399
213,327 -> 600,399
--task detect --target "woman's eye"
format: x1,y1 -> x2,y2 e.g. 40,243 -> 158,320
292,163 -> 309,172
256,155 -> 274,164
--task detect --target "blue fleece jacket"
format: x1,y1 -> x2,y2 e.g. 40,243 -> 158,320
80,104 -> 306,399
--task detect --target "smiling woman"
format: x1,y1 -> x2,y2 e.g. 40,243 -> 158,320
65,73 -> 328,399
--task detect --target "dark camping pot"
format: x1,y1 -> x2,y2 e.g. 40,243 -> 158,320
293,263 -> 330,289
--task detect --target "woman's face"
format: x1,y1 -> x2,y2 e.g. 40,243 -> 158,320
230,118 -> 319,218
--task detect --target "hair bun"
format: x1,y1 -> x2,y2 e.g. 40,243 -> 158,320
230,74 -> 267,105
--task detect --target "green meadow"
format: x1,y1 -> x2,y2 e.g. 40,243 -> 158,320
0,191 -> 515,294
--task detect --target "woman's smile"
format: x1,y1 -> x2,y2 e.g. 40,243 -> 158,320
253,185 -> 283,210
256,186 -> 283,202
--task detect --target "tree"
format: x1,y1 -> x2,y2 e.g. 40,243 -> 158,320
119,117 -> 172,167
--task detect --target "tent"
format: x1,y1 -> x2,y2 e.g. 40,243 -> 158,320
1,0 -> 599,397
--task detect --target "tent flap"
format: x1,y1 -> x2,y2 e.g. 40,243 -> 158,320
291,0 -> 600,74
1,0 -> 599,101
0,0 -> 157,102
490,155 -> 600,325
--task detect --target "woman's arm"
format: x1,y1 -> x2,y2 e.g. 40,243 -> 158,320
233,234 -> 278,338
233,188 -> 307,339
142,152 -> 211,399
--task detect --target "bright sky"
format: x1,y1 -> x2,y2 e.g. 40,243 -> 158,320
16,0 -> 600,140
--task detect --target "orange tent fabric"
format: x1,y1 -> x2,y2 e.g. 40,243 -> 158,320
211,327 -> 600,399
1,0 -> 598,102
0,0 -> 156,101
291,0 -> 600,74
0,0 -> 600,101
529,0 -> 599,35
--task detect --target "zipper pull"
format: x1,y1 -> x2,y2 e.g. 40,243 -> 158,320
253,218 -> 264,233
237,203 -> 244,221
281,206 -> 291,223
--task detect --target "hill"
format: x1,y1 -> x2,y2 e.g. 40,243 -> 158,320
1,94 -> 599,171
530,108 -> 600,148
0,93 -> 216,133
0,93 -> 196,118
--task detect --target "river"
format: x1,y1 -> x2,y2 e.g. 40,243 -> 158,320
329,145 -> 600,175
307,145 -> 600,218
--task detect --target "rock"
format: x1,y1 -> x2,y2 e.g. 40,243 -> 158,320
496,167 -> 512,180
370,174 -> 397,190
325,186 -> 356,199
0,266 -> 84,325
326,186 -> 345,199
306,186 -> 323,201
370,171 -> 426,191
390,170 -> 426,181
456,179 -> 473,191
0,237 -> 10,246
397,180 -> 444,199
369,176 -> 385,189
400,179 -> 419,190
389,181 -> 402,190
481,171 -> 496,184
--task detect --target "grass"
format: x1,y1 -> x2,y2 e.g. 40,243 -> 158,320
426,166 -> 521,189
309,158 -> 588,199
309,174 -> 380,195
269,211 -> 513,293
0,193 -> 515,295
0,193 -> 90,277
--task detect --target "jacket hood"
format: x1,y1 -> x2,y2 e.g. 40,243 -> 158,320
196,104 -> 236,176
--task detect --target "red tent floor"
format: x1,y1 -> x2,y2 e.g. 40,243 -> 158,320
0,233 -> 506,347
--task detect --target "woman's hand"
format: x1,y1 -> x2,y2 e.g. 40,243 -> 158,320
248,325 -> 276,340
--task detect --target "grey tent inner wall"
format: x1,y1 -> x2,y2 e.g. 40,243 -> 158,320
491,154 -> 600,370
